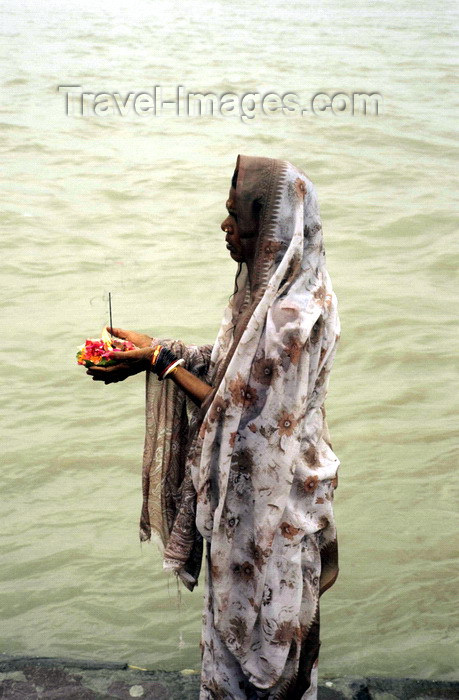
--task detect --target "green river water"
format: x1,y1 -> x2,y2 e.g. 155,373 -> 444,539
1,0 -> 457,681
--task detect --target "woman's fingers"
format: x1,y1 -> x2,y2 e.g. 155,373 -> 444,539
104,327 -> 153,349
87,364 -> 131,382
106,326 -> 127,340
86,363 -> 129,375
83,347 -> 150,384
86,362 -> 147,383
109,348 -> 146,362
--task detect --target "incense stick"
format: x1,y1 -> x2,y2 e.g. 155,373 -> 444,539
108,292 -> 113,336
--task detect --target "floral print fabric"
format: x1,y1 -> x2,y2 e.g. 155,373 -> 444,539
142,156 -> 340,699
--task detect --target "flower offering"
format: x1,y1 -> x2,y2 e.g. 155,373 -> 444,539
76,327 -> 135,367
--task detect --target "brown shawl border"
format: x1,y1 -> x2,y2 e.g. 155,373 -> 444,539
200,156 -> 289,418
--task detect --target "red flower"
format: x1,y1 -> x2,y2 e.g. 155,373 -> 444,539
76,336 -> 135,367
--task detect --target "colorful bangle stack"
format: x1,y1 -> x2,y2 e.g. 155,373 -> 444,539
150,345 -> 185,380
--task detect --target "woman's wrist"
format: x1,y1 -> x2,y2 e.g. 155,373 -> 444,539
138,346 -> 154,370
150,345 -> 185,380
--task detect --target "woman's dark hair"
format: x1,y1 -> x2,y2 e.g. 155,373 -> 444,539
252,197 -> 262,227
226,264 -> 243,336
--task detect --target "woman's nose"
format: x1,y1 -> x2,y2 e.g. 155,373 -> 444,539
221,217 -> 230,233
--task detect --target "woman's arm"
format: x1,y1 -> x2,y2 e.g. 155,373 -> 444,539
168,365 -> 213,406
86,328 -> 213,406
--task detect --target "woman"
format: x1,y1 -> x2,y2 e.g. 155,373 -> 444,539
88,155 -> 340,699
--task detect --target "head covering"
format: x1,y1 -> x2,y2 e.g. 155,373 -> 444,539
141,155 -> 340,690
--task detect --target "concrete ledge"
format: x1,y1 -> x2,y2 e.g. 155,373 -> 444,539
0,655 -> 457,699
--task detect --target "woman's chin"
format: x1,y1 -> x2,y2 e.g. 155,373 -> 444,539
230,251 -> 244,263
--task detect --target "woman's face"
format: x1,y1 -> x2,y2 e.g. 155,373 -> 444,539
221,185 -> 258,264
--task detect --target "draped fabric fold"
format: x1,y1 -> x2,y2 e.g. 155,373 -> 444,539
140,155 -> 340,698
140,341 -> 212,590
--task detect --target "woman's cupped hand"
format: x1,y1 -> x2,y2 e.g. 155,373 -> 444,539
86,327 -> 154,384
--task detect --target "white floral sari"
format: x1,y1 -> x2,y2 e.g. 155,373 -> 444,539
141,156 -> 340,699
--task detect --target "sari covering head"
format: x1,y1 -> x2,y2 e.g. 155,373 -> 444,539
141,155 -> 340,696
